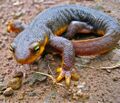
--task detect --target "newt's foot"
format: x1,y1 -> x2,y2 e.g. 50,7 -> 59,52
56,67 -> 80,87
7,20 -> 25,33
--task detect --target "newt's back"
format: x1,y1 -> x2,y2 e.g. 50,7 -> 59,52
29,4 -> 120,37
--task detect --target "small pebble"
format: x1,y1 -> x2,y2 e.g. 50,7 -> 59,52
3,87 -> 13,96
7,54 -> 13,60
13,71 -> 23,78
0,91 -> 3,94
1,42 -> 5,48
112,76 -> 120,81
0,82 -> 6,91
74,81 -> 79,86
0,75 -> 4,82
106,69 -> 111,73
0,39 -> 2,44
17,92 -> 25,100
2,28 -> 7,36
7,77 -> 22,90
33,0 -> 44,3
0,95 -> 5,101
3,36 -> 8,41
78,92 -> 90,100
13,12 -> 24,19
13,1 -> 24,6
112,49 -> 120,61
27,91 -> 37,97
77,82 -> 86,89
72,94 -> 78,100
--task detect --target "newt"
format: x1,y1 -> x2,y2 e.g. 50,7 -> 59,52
8,4 -> 120,87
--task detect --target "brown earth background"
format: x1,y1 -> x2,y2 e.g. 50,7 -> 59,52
0,0 -> 120,103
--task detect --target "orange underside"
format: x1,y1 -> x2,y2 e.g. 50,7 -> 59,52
54,25 -> 68,36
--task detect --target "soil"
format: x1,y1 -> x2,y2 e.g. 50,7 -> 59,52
0,0 -> 120,103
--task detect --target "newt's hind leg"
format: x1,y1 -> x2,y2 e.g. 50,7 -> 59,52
49,36 -> 79,87
65,21 -> 93,39
7,20 -> 27,34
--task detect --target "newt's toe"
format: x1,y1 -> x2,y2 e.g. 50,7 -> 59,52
56,67 -> 62,73
56,69 -> 65,82
65,71 -> 71,87
56,67 -> 79,87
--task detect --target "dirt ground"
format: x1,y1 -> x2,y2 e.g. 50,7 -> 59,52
0,0 -> 120,103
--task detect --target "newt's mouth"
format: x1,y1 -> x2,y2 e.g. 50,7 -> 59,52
15,55 -> 41,64
14,45 -> 45,64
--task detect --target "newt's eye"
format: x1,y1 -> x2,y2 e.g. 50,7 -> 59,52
9,43 -> 16,53
34,45 -> 40,52
30,42 -> 40,53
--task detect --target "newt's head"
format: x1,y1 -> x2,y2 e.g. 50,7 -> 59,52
10,28 -> 48,64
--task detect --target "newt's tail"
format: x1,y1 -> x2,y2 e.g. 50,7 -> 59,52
72,35 -> 118,56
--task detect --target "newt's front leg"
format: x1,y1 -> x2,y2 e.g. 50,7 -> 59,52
49,36 -> 79,86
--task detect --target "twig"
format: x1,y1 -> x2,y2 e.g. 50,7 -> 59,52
100,62 -> 120,69
76,62 -> 120,70
101,66 -> 118,69
47,63 -> 54,76
80,64 -> 95,69
36,71 -> 55,81
35,72 -> 65,87
76,64 -> 95,69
